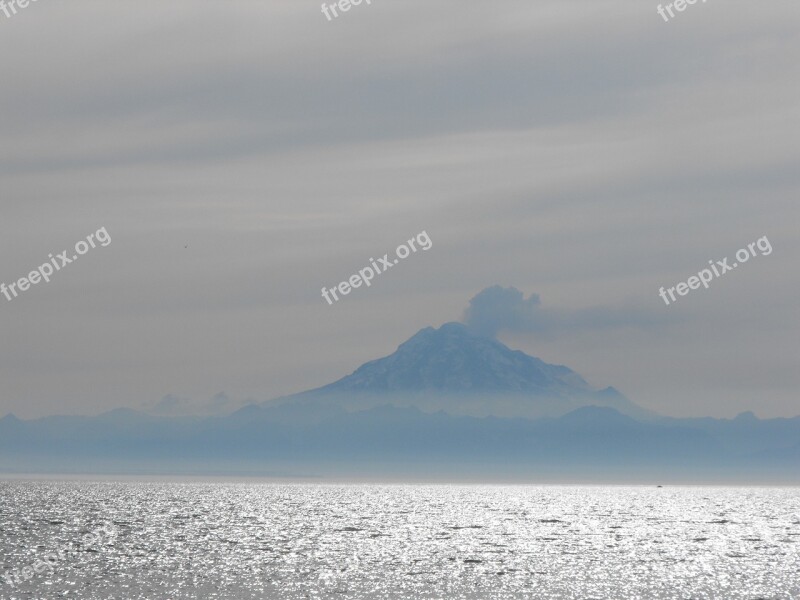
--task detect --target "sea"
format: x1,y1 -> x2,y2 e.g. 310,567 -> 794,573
0,480 -> 798,599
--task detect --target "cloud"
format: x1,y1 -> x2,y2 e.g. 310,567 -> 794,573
462,285 -> 666,338
1,0 -> 797,420
462,286 -> 542,338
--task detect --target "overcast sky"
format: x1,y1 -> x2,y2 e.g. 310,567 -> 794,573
1,0 -> 798,419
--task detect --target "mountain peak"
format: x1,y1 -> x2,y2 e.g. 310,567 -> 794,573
273,321 -> 653,419
398,321 -> 488,348
314,321 -> 589,396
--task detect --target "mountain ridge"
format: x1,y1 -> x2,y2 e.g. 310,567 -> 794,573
2,404 -> 798,482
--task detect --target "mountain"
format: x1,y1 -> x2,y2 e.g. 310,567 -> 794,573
658,412 -> 800,456
2,405 -> 798,482
2,321 -> 796,481
274,321 -> 653,419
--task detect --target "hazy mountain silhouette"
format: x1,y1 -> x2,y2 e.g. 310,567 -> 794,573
2,322 -> 797,482
274,321 -> 653,419
1,405 -> 799,482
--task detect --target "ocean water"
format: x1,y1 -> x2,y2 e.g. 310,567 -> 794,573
0,481 -> 798,599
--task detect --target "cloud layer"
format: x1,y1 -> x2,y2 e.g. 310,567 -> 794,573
0,0 -> 798,419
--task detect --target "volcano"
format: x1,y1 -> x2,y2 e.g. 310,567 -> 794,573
273,322 -> 653,419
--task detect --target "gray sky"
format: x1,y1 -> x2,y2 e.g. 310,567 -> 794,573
1,0 -> 798,419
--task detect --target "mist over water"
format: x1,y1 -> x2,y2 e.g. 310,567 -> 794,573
1,480 -> 798,599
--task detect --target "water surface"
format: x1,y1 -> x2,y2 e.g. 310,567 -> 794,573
0,481 -> 798,599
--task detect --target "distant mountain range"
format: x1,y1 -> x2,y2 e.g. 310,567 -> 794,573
1,403 -> 798,482
1,322 -> 797,482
